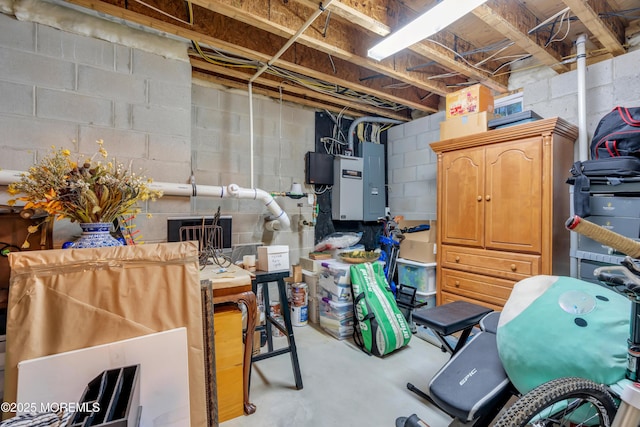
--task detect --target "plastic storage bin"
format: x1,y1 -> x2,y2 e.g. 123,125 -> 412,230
397,258 -> 436,293
318,297 -> 354,340
318,260 -> 352,302
416,291 -> 436,308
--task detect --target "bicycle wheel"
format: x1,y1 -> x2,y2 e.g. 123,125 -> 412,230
493,377 -> 618,427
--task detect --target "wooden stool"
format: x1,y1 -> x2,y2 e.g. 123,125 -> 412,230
251,270 -> 303,390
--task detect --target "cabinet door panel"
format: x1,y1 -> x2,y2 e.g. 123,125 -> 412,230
441,147 -> 485,247
485,138 -> 542,253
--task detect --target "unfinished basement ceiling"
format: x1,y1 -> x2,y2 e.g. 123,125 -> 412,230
54,0 -> 640,120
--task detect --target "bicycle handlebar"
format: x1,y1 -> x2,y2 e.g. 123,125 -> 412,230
565,215 -> 640,258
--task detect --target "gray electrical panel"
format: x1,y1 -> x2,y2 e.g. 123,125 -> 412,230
362,142 -> 385,221
332,155 -> 364,221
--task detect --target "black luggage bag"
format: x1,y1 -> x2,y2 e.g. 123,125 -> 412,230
567,156 -> 640,217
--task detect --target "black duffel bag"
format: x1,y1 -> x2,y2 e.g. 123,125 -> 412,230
591,106 -> 640,159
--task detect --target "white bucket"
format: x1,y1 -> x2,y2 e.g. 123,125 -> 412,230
291,305 -> 308,327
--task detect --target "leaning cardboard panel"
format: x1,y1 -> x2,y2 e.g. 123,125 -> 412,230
4,241 -> 206,426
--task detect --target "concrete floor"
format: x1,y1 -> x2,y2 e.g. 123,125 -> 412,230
220,323 -> 454,427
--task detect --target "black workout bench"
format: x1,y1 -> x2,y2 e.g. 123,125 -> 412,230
412,300 -> 493,356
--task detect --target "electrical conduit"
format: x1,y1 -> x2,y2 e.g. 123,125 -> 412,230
347,116 -> 402,153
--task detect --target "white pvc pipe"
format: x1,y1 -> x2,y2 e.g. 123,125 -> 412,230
246,1 -> 333,188
227,183 -> 291,230
577,34 -> 588,161
1,172 -> 291,230
571,33 -> 588,277
249,82 -> 255,189
0,169 -> 25,184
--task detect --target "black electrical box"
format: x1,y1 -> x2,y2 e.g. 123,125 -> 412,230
305,151 -> 334,185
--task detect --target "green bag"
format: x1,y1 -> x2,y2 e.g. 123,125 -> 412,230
350,262 -> 411,357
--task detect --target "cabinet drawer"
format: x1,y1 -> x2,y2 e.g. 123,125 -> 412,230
441,245 -> 541,280
440,268 -> 515,308
439,291 -> 504,312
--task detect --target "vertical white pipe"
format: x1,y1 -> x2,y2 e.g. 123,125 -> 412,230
246,1 -> 333,189
571,34 -> 588,277
249,82 -> 255,189
577,34 -> 588,161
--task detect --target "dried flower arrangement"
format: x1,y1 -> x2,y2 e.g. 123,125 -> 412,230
6,140 -> 162,248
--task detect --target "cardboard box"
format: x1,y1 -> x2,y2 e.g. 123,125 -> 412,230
446,84 -> 494,118
257,245 -> 290,272
291,264 -> 303,282
299,256 -> 321,273
398,220 -> 437,264
440,111 -> 490,140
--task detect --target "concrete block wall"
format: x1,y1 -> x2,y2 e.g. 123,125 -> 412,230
524,47 -> 640,144
387,112 -> 444,220
0,12 -> 193,245
191,83 -> 316,263
0,11 -> 316,262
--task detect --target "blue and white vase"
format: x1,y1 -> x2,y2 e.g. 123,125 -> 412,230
65,222 -> 123,249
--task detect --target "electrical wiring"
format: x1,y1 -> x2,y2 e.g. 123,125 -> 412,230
328,53 -> 337,74
357,122 -> 365,143
473,42 -> 515,67
190,39 -> 407,111
599,7 -> 640,18
427,71 -> 461,80
191,42 -> 259,69
383,82 -> 412,89
490,54 -> 533,75
545,9 -> 572,47
185,0 -> 406,111
425,38 -> 493,76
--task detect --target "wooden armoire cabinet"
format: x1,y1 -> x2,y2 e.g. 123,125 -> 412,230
430,117 -> 578,311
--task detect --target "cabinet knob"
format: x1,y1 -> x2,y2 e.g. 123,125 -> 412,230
455,256 -> 460,262
510,264 -> 517,271
477,196 -> 482,201
485,195 -> 491,201
454,281 -> 460,287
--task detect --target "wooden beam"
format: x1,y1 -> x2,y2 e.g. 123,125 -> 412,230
61,0 -> 437,112
190,56 -> 414,120
562,0 -> 626,55
298,0 -> 393,37
473,0 -> 571,74
292,0 -> 511,92
191,70 -> 412,121
188,0 -> 456,95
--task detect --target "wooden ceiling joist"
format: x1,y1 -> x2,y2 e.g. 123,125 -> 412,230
190,57 -> 413,120
57,0 -> 635,119
63,0 -> 435,115
473,0 -> 572,74
189,0 -> 453,96
192,70 -> 411,121
561,0 -> 627,55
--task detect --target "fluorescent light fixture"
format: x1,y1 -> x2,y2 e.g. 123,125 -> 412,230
368,0 -> 489,61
